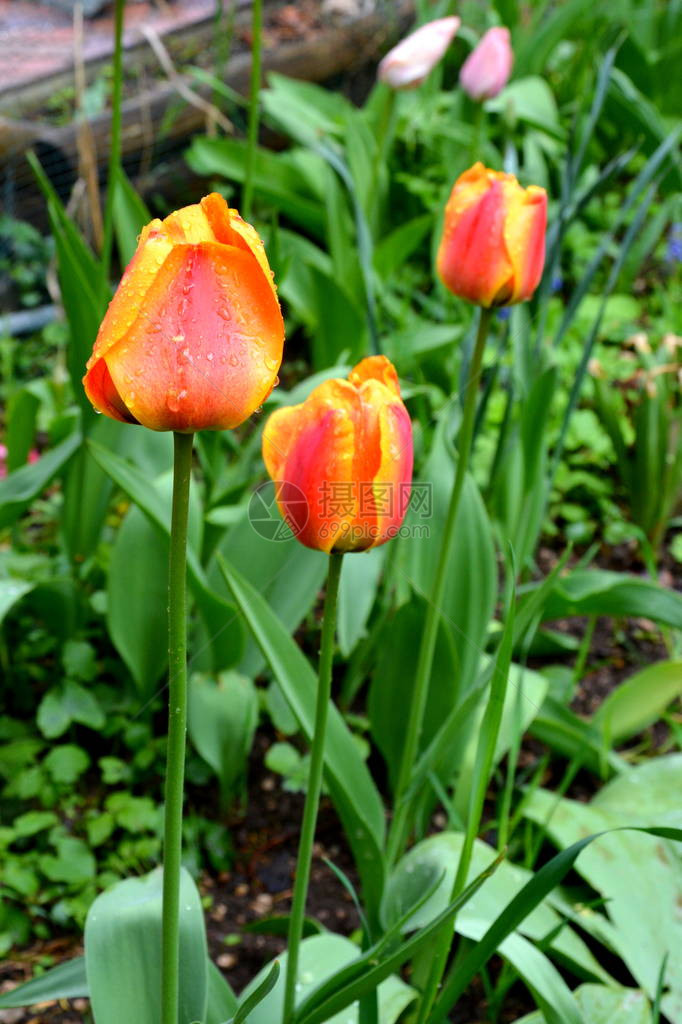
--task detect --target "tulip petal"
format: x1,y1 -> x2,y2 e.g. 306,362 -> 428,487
378,17 -> 460,90
263,379 -> 358,553
459,26 -> 513,101
94,241 -> 283,432
349,355 -> 402,399
503,185 -> 547,304
349,378 -> 413,547
438,171 -> 513,307
199,194 -> 278,304
373,396 -> 413,541
87,221 -> 173,366
83,357 -> 139,424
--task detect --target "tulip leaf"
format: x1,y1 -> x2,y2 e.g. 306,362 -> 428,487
337,546 -> 385,657
516,983 -> 652,1024
368,597 -> 458,793
0,431 -> 81,530
0,956 -> 88,1008
188,671 -> 258,803
218,554 -> 387,918
399,420 -> 497,699
0,579 -> 34,626
239,934 -> 414,1024
186,136 -> 326,238
541,569 -> 682,628
207,960 -> 238,1024
431,825 -> 682,1022
107,466 -> 203,695
88,439 -> 244,670
0,954 -> 238,1019
231,961 -> 281,1024
85,867 -> 208,1024
211,505 -> 327,679
107,502 -> 169,696
28,151 -> 103,422
6,387 -> 40,472
593,661 -> 682,746
523,774 -> 682,1021
112,166 -> 151,266
382,832 -> 607,984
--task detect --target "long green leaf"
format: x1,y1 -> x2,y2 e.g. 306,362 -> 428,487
207,961 -> 238,1024
593,661 -> 682,747
542,569 -> 682,628
0,957 -> 87,1008
431,826 -> 682,1022
85,867 -> 207,1024
293,858 -> 500,1024
231,962 -> 280,1024
88,440 -> 243,670
0,431 -> 81,529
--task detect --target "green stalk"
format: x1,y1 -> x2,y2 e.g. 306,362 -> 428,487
283,551 -> 344,1024
242,0 -> 263,222
100,0 -> 125,299
386,307 -> 493,867
161,431 -> 194,1024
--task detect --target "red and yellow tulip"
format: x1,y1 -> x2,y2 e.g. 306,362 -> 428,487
437,163 -> 547,307
263,356 -> 413,553
84,193 -> 284,432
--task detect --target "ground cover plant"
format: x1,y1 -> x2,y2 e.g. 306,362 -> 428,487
1,0 -> 682,1021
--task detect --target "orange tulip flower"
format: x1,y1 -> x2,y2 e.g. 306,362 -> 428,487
262,356 -> 413,553
437,163 -> 547,307
84,193 -> 284,432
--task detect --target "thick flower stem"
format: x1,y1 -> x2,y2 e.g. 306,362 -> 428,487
386,307 -> 493,867
161,431 -> 194,1024
283,551 -> 344,1024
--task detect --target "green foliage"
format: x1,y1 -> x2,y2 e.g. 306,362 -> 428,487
2,2 -> 682,1021
84,868 -> 208,1024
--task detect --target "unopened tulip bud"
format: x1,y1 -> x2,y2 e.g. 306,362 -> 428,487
459,27 -> 513,101
378,17 -> 460,90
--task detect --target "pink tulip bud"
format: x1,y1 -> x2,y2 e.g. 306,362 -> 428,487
459,26 -> 513,101
378,17 -> 460,90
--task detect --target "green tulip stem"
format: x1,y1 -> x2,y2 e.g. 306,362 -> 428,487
242,0 -> 263,222
161,431 -> 194,1024
283,550 -> 344,1024
386,306 -> 493,867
